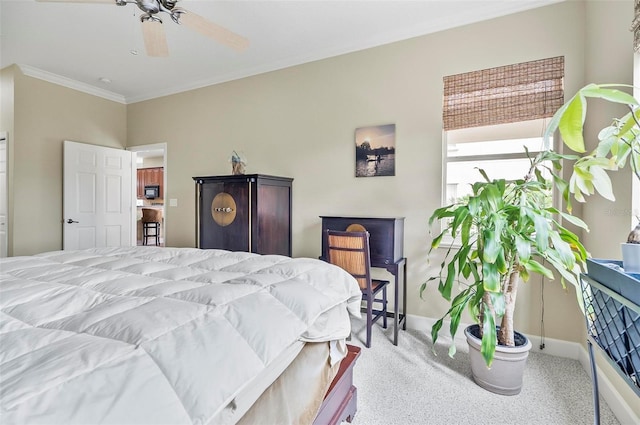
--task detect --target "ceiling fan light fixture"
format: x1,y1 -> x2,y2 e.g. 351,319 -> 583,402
140,13 -> 162,24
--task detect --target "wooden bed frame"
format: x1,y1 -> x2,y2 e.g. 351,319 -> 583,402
313,344 -> 362,425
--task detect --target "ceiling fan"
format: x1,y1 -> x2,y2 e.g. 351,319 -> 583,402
36,0 -> 250,57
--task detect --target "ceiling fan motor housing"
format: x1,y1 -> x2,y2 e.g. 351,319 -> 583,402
136,0 -> 161,14
136,0 -> 180,14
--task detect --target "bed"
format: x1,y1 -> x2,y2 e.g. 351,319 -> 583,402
0,246 -> 363,424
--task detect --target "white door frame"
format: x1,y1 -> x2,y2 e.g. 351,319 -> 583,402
0,132 -> 8,258
128,143 -> 167,245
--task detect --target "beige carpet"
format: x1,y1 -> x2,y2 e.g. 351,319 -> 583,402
347,317 -> 620,425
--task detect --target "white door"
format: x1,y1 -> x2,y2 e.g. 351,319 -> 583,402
0,133 -> 7,258
64,141 -> 135,250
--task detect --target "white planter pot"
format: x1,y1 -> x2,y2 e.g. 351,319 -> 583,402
621,243 -> 640,273
464,324 -> 532,396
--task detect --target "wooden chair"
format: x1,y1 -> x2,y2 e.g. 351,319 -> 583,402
141,208 -> 162,246
326,230 -> 389,348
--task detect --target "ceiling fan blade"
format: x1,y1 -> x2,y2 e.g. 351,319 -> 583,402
36,0 -> 116,3
141,20 -> 169,57
179,11 -> 249,52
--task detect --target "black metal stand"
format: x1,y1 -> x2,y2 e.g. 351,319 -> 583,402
586,339 -> 601,425
580,274 -> 640,425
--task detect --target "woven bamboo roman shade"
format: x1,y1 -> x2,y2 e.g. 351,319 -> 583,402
442,56 -> 565,131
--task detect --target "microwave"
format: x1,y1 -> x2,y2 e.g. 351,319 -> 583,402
144,185 -> 160,199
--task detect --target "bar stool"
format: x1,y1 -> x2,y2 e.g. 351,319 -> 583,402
141,208 -> 162,246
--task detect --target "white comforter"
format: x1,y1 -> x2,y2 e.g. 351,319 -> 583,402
0,247 -> 362,425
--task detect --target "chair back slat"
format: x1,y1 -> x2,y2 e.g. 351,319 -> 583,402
326,230 -> 372,291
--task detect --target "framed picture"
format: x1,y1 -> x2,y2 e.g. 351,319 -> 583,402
355,124 -> 396,177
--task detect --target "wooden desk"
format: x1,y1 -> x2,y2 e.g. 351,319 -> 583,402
320,216 -> 406,345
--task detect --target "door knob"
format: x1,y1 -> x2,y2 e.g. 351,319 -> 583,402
67,219 -> 79,224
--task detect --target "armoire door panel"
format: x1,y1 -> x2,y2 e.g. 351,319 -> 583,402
199,181 -> 250,251
255,183 -> 291,255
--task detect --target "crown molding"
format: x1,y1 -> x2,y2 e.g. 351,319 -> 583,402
17,64 -> 126,104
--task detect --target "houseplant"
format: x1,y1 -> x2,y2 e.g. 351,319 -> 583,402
553,84 -> 640,273
423,83 -> 640,394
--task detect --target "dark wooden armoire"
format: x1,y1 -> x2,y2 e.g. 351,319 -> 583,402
193,174 -> 293,256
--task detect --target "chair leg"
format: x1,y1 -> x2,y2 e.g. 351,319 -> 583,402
154,223 -> 159,246
366,296 -> 373,348
382,286 -> 388,329
142,224 -> 148,246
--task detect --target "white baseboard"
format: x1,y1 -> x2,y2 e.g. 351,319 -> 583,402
404,314 -> 639,424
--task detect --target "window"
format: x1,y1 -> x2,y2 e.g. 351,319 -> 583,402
445,120 -> 553,204
442,57 -> 564,206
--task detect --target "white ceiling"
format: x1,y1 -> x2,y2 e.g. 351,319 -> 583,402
1,0 -> 562,104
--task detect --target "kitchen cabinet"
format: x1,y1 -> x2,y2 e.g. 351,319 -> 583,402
193,174 -> 293,256
137,167 -> 164,199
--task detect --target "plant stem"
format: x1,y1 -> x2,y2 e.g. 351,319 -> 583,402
499,267 -> 520,346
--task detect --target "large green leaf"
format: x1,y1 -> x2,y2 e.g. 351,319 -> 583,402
514,234 -> 531,261
532,213 -> 550,252
495,248 -> 507,274
557,226 -> 588,260
545,256 -> 579,287
450,207 -> 470,237
461,213 -> 473,244
480,183 -> 503,213
557,211 -> 589,230
481,312 -> 497,367
489,291 -> 506,317
549,231 -> 574,268
429,205 -> 458,225
468,196 -> 480,216
448,290 -> 473,356
430,230 -> 445,250
482,262 -> 500,292
431,318 -> 444,347
521,259 -> 554,280
439,261 -> 456,301
615,108 -> 640,141
558,94 -> 587,153
544,94 -> 573,147
457,244 -> 472,276
571,167 -> 595,198
589,165 -> 616,201
482,228 -> 501,263
581,85 -> 638,105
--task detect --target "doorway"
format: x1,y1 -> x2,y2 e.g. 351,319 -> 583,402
128,143 -> 167,247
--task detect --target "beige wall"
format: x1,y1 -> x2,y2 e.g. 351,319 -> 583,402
127,0 -> 602,344
583,1 -> 635,255
4,67 -> 127,256
139,156 -> 164,168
